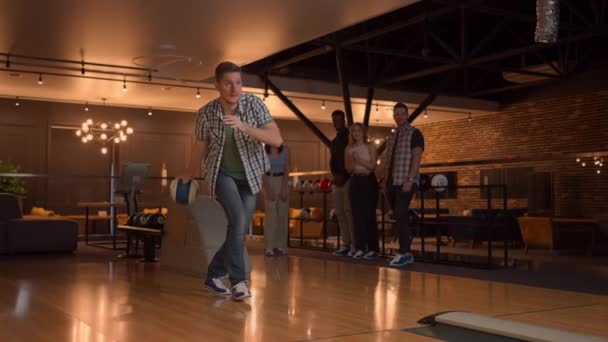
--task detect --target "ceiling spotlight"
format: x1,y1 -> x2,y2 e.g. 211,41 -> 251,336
196,88 -> 201,99
37,73 -> 44,85
15,96 -> 19,106
424,109 -> 428,119
148,108 -> 152,116
122,79 -> 127,92
101,147 -> 108,155
84,102 -> 89,111
375,103 -> 379,112
321,100 -> 326,110
81,61 -> 85,75
468,113 -> 472,122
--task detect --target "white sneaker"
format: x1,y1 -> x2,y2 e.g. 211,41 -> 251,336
363,251 -> 378,260
204,277 -> 231,296
389,253 -> 414,266
231,281 -> 251,301
347,249 -> 356,257
352,250 -> 365,259
333,246 -> 349,256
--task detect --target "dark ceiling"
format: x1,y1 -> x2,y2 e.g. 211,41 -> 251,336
244,0 -> 608,102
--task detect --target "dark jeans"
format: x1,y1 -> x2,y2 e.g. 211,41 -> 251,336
349,174 -> 379,252
388,184 -> 418,254
207,170 -> 256,285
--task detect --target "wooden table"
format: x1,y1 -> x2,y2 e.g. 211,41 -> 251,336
77,202 -> 126,249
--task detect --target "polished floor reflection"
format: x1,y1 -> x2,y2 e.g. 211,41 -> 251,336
0,244 -> 607,341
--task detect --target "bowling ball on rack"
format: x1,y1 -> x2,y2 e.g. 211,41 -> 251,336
319,178 -> 332,192
311,179 -> 321,192
295,180 -> 305,192
147,213 -> 166,229
302,180 -> 313,193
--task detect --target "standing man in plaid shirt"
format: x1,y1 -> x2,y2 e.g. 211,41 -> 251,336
183,61 -> 282,300
383,102 -> 424,267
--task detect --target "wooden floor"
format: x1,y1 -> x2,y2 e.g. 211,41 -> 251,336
1,244 -> 607,342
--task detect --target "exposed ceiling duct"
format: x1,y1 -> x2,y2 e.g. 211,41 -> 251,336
535,0 -> 560,43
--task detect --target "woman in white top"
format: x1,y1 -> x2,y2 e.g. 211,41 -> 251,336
345,123 -> 379,260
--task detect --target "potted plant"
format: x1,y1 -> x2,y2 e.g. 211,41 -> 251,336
0,160 -> 27,201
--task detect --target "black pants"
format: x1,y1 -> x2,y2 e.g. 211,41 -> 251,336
349,174 -> 379,252
387,184 -> 418,254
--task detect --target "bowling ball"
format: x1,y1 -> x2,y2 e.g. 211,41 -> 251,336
127,214 -> 137,226
299,208 -> 311,220
302,180 -> 313,193
311,179 -> 321,192
319,178 -> 332,192
147,213 -> 166,229
170,178 -> 199,205
295,180 -> 305,192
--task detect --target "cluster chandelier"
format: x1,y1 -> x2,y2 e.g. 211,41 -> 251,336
75,118 -> 134,154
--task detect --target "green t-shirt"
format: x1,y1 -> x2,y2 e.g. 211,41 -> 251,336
220,125 -> 246,179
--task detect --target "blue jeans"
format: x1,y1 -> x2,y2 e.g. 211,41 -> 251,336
388,184 -> 418,254
207,170 -> 256,285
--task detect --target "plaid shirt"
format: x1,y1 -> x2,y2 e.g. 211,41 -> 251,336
195,93 -> 273,197
384,124 -> 422,186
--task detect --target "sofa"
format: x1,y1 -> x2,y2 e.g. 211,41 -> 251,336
0,193 -> 78,254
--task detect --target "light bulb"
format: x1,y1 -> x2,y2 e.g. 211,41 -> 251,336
321,100 -> 326,110
82,123 -> 88,130
114,123 -> 121,129
391,129 -> 395,133
126,127 -> 134,134
196,88 -> 201,98
582,162 -> 586,167
120,120 -> 128,127
100,133 -> 107,140
37,73 -> 43,85
86,119 -> 93,125
377,160 -> 381,165
576,158 -> 581,162
114,137 -> 120,144
148,110 -> 152,116
374,138 -> 381,145
101,147 -> 108,154
75,130 -> 82,137
598,170 -> 601,174
82,126 -> 89,133
120,135 -> 127,141
82,137 -> 88,143
87,134 -> 94,141
118,130 -> 124,137
100,122 -> 108,129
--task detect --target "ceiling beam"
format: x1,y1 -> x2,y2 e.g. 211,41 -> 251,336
269,2 -> 467,70
335,45 -> 354,126
380,30 -> 606,85
264,76 -> 332,147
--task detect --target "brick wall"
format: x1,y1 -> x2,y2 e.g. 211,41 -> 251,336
412,90 -> 608,219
